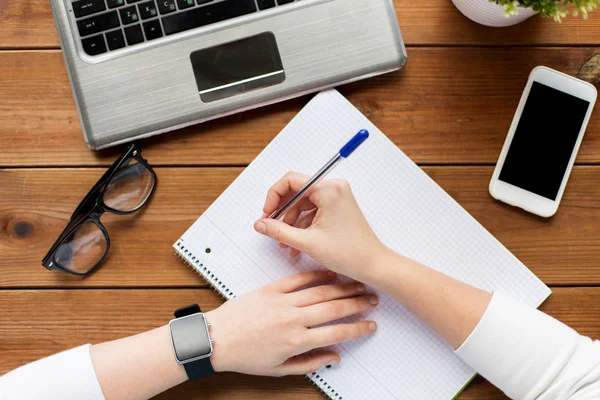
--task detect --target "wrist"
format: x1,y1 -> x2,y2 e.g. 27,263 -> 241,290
362,245 -> 408,290
203,309 -> 229,373
158,325 -> 190,382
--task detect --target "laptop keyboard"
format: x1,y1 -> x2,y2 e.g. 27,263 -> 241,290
73,0 -> 297,56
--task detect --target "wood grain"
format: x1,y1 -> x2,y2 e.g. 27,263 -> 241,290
2,0 -> 600,49
0,1 -> 59,49
2,48 -> 600,167
2,287 -> 599,398
1,166 -> 599,288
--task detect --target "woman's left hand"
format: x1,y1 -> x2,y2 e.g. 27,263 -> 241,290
205,270 -> 378,376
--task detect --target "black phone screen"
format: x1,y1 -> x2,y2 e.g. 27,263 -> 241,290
499,82 -> 590,200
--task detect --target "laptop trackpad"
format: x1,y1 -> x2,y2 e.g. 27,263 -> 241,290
190,32 -> 286,103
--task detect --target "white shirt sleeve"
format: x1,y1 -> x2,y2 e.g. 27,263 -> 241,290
0,344 -> 105,400
456,292 -> 600,400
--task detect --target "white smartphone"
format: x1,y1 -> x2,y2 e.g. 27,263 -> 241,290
489,66 -> 597,217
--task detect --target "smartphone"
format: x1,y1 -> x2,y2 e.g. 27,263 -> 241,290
489,66 -> 597,217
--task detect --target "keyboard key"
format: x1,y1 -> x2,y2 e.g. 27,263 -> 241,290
143,20 -> 163,40
120,5 -> 140,24
81,34 -> 107,55
176,0 -> 196,9
127,0 -> 143,3
73,0 -> 106,18
138,0 -> 158,19
277,0 -> 294,3
162,0 -> 257,36
124,24 -> 145,45
107,0 -> 125,8
157,0 -> 176,14
77,11 -> 120,37
197,0 -> 212,4
105,29 -> 126,50
257,0 -> 275,9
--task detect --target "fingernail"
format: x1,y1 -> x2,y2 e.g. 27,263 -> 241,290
255,221 -> 266,234
368,322 -> 378,331
356,283 -> 365,293
327,271 -> 336,278
369,295 -> 379,305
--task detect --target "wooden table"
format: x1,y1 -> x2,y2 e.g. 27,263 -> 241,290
2,1 -> 600,398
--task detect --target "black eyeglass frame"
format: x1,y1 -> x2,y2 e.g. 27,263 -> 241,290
41,144 -> 156,276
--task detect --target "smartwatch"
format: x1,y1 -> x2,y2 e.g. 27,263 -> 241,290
168,304 -> 215,379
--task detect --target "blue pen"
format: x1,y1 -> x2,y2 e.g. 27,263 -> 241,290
269,129 -> 369,220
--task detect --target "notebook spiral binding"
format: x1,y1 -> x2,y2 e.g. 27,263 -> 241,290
174,240 -> 342,400
174,241 -> 235,300
306,372 -> 342,400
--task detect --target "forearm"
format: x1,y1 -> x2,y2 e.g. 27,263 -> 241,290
90,325 -> 188,400
365,247 -> 492,350
363,248 -> 600,399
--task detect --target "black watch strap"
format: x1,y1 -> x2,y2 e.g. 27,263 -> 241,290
174,304 -> 215,380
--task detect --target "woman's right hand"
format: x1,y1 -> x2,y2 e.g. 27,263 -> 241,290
254,172 -> 387,283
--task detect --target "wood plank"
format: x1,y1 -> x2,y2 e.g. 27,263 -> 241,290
1,287 -> 598,398
1,166 -> 599,288
1,48 -> 600,167
3,0 -> 600,49
0,2 -> 59,49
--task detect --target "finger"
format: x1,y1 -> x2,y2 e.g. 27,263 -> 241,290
291,283 -> 366,307
277,198 -> 316,251
297,209 -> 317,230
286,207 -> 317,254
282,205 -> 301,227
308,179 -> 352,209
302,294 -> 379,326
273,351 -> 340,376
254,218 -> 310,251
280,204 -> 302,251
307,321 -> 377,348
263,172 -> 311,215
282,198 -> 316,227
264,270 -> 337,294
291,209 -> 318,256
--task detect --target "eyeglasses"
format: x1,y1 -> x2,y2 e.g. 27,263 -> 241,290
42,144 -> 156,276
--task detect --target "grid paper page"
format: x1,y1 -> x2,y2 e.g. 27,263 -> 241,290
174,89 -> 551,400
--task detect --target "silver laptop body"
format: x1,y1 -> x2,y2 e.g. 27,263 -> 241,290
50,0 -> 407,149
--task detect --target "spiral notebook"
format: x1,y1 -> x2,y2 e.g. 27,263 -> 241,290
173,89 -> 551,399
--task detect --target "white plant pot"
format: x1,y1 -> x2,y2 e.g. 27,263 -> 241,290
451,0 -> 537,27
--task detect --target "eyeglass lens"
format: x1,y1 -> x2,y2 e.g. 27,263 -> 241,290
54,220 -> 107,274
103,158 -> 155,212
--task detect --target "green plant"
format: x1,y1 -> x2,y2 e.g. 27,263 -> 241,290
493,0 -> 599,21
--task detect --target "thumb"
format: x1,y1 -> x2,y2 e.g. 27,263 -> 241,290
254,218 -> 310,251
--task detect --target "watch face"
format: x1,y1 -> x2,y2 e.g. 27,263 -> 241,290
169,313 -> 212,363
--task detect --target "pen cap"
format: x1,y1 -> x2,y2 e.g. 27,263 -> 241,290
339,130 -> 369,158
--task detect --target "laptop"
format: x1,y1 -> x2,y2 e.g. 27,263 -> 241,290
50,0 -> 407,149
